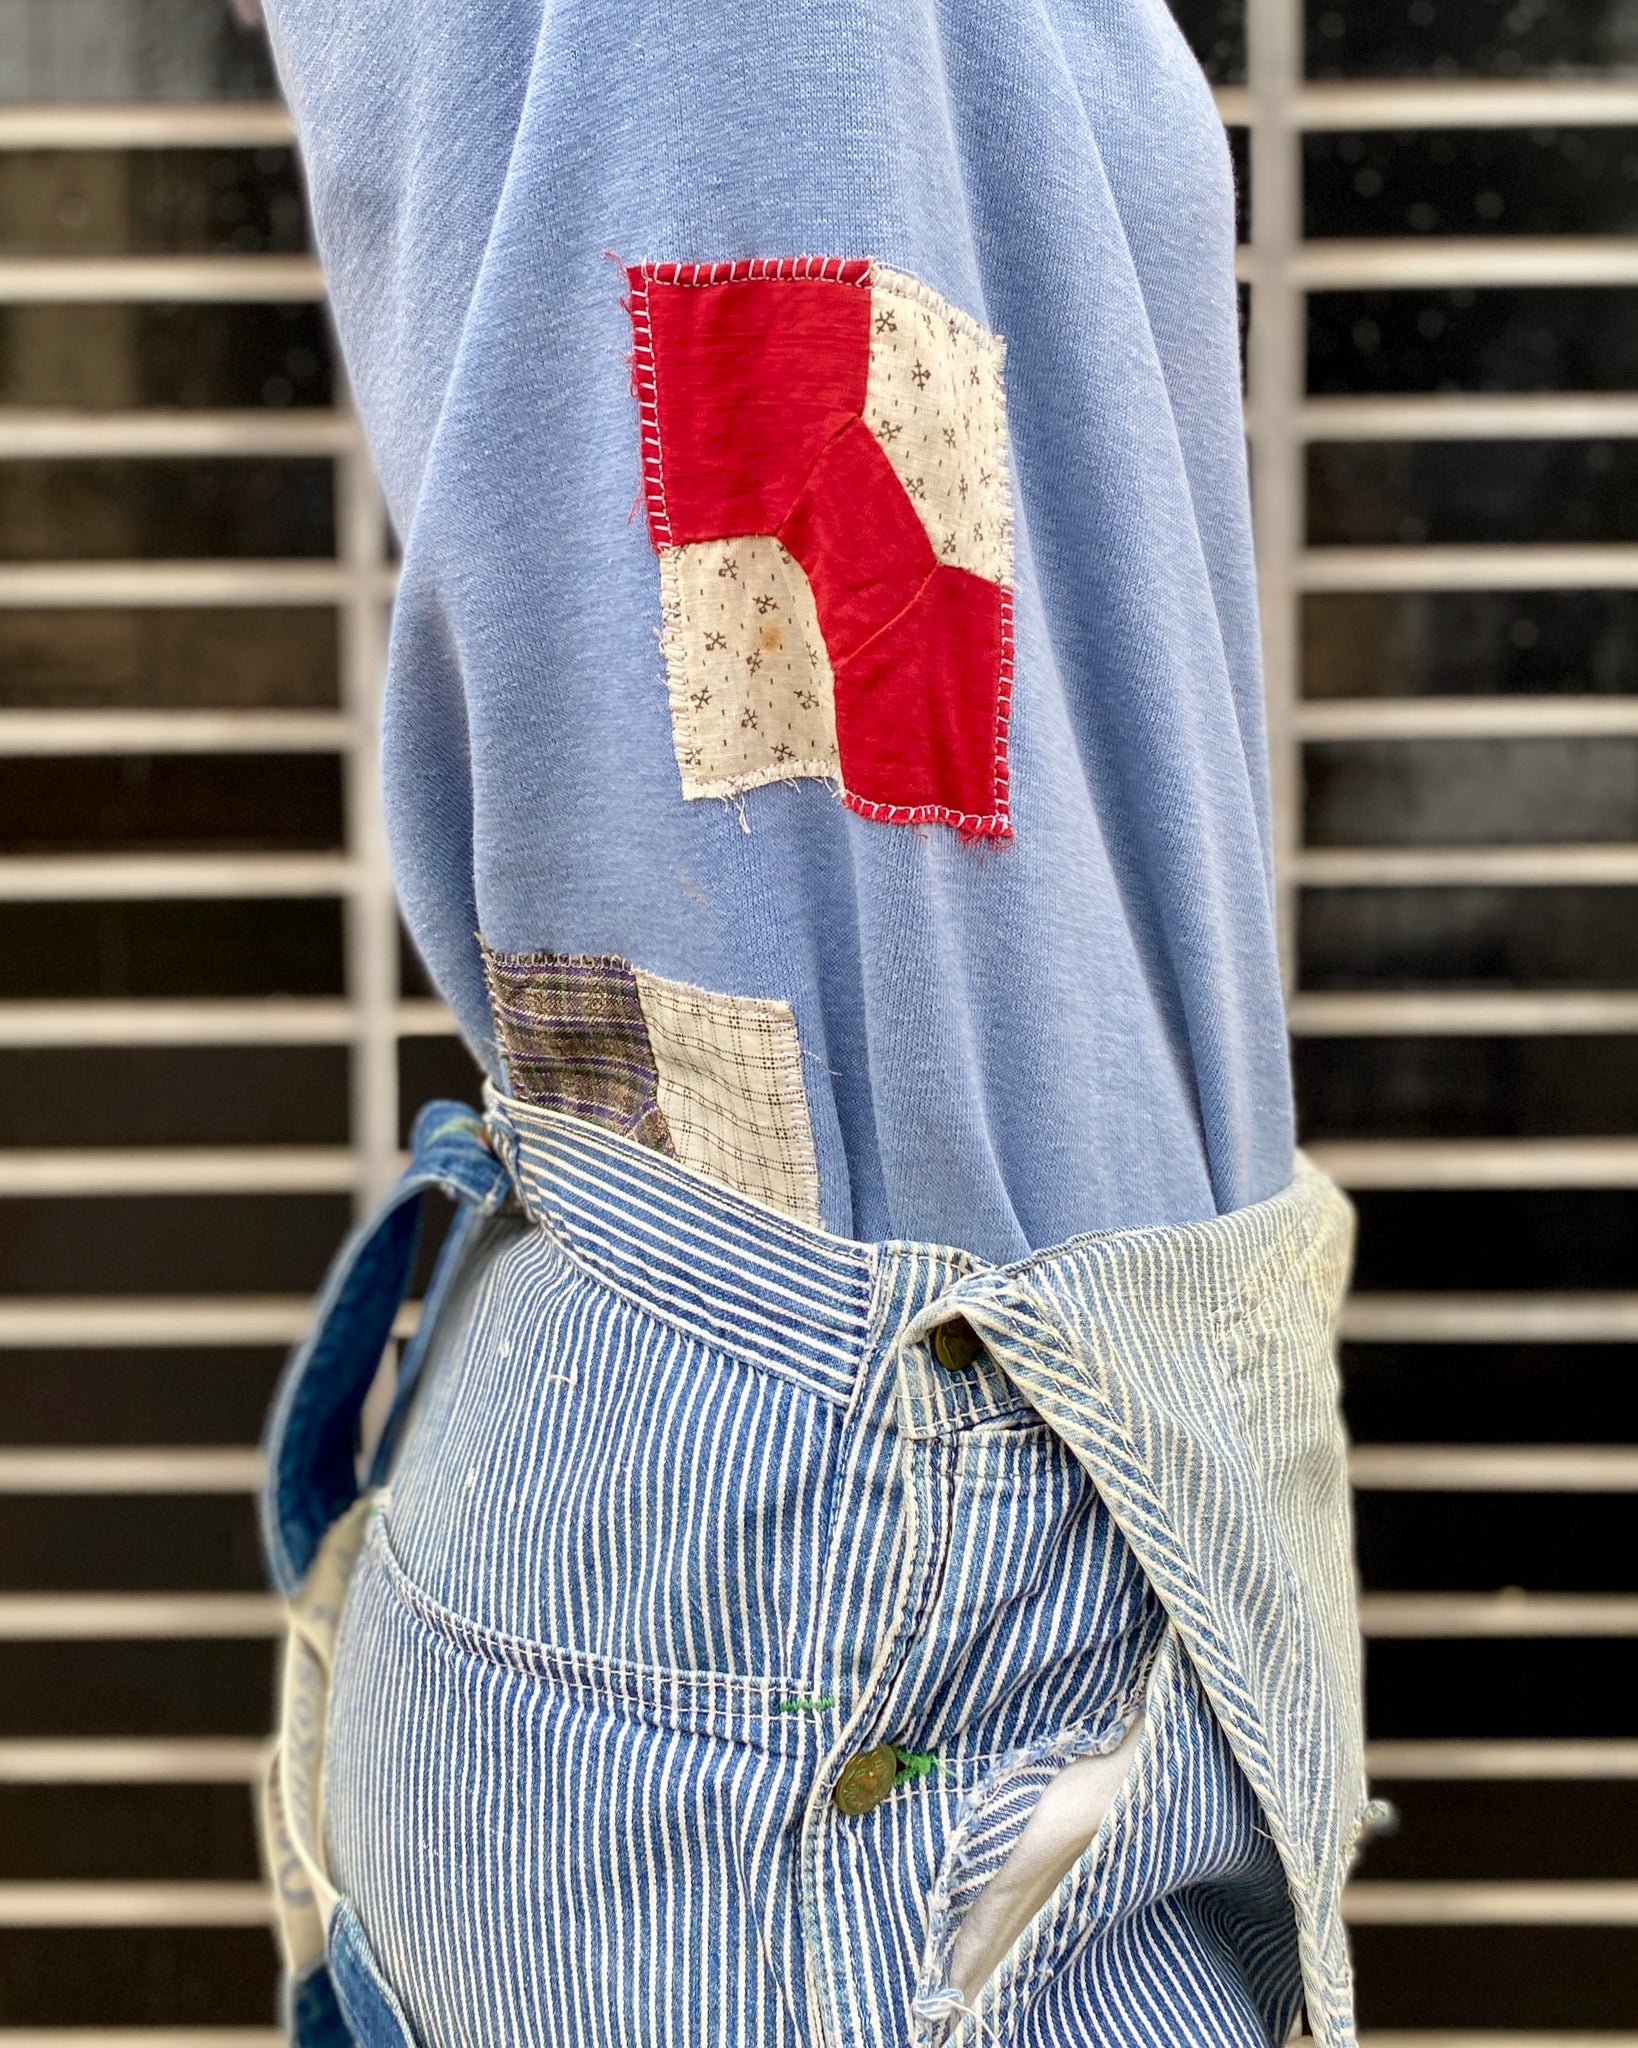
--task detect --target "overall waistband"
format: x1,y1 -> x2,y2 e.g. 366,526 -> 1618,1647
483,1085 -> 994,1406
481,1083 -> 1342,1387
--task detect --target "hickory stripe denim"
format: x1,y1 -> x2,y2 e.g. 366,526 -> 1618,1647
261,1096 -> 1367,2048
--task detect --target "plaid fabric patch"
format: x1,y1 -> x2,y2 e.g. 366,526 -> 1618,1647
480,946 -> 674,1154
481,945 -> 821,1225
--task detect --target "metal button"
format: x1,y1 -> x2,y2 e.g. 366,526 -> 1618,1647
832,1743 -> 899,1815
930,1315 -> 984,1373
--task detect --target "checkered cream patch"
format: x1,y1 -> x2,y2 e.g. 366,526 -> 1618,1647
633,969 -> 821,1228
481,942 -> 821,1226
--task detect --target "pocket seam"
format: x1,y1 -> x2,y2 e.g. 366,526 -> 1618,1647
915,1630 -> 1178,2040
367,1510 -> 815,1735
918,1656 -> 1158,1989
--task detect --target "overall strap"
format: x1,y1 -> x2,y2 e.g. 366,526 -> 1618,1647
260,1100 -> 513,1596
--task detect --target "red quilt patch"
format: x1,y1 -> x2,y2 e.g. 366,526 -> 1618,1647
626,257 -> 1013,839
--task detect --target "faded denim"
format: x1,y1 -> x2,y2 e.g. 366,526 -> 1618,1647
262,1097 -> 1369,2048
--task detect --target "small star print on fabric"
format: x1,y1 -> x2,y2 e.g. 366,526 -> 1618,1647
625,257 -> 1013,838
664,536 -> 840,792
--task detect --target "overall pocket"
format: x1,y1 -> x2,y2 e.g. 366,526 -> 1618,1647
914,1631 -> 1301,2048
942,1711 -> 1149,2005
914,1649 -> 1158,2035
359,1506 -> 818,1738
381,1216 -> 847,1687
319,1510 -> 828,2048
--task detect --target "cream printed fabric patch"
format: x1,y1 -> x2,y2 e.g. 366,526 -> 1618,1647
626,256 -> 1014,837
482,943 -> 822,1227
661,537 -> 840,793
863,268 -> 1010,587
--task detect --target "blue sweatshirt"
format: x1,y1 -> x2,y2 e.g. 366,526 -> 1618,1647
264,0 -> 1294,1261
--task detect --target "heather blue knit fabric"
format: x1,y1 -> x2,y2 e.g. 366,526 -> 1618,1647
261,0 -> 1292,1260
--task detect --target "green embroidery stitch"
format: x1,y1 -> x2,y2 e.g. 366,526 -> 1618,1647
892,1746 -> 939,1782
776,1695 -> 836,1715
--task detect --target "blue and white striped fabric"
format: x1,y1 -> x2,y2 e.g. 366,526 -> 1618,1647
908,1157 -> 1369,2046
266,1093 -> 1365,2048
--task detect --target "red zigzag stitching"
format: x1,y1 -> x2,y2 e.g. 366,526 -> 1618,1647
626,259 -> 1012,840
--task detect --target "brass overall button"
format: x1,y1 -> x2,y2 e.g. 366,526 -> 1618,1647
832,1744 -> 899,1816
930,1315 -> 984,1374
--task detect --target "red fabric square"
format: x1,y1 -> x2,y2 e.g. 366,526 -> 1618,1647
627,258 -> 1013,838
834,566 -> 1009,827
631,261 -> 870,546
776,415 -> 935,660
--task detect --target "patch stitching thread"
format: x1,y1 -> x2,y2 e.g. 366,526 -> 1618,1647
626,264 -> 672,551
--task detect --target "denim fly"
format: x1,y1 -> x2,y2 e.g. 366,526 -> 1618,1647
261,1094 -> 1367,2048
